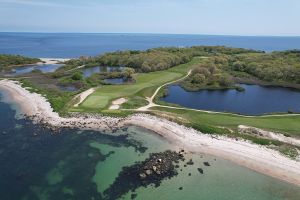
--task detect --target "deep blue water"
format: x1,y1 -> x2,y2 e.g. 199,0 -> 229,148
1,32 -> 300,58
161,84 -> 300,115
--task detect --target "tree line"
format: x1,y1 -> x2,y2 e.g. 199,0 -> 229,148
63,46 -> 259,73
0,54 -> 40,71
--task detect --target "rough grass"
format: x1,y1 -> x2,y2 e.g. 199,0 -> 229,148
151,107 -> 300,136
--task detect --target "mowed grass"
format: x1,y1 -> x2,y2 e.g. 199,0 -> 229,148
71,57 -> 201,112
151,107 -> 300,136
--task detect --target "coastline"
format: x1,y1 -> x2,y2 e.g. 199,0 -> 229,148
0,79 -> 299,187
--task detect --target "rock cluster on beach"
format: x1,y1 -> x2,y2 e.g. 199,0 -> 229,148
138,150 -> 186,180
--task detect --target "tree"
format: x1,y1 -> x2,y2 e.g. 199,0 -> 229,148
191,74 -> 206,84
219,75 -> 233,87
71,72 -> 83,81
123,68 -> 135,79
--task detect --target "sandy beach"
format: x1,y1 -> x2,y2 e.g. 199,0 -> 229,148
0,79 -> 299,186
38,58 -> 71,64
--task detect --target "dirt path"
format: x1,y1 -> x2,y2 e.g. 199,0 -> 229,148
137,70 -> 192,111
135,69 -> 300,118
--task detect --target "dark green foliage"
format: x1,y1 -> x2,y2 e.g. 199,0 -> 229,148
123,67 -> 135,79
228,51 -> 300,83
180,50 -> 300,91
20,79 -> 75,114
71,72 -> 83,81
62,46 -> 259,73
181,61 -> 235,91
0,54 -> 40,71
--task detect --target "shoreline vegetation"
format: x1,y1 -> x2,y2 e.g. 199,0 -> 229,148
0,79 -> 300,187
1,46 -> 300,187
0,54 -> 41,71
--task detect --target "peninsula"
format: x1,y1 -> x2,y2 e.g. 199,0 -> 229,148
1,46 -> 300,186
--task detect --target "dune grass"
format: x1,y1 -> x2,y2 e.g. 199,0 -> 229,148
151,107 -> 300,136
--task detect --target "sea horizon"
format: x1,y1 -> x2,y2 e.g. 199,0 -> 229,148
1,31 -> 300,38
1,32 -> 300,58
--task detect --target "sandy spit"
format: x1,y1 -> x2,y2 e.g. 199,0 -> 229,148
0,79 -> 300,187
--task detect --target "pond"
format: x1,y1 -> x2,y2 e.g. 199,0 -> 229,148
8,64 -> 63,76
160,84 -> 300,115
82,66 -> 125,78
104,78 -> 126,85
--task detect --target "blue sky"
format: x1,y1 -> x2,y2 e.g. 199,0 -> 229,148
0,0 -> 299,36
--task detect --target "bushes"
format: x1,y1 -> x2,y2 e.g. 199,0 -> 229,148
0,54 -> 40,70
71,72 -> 83,81
181,61 -> 235,91
229,51 -> 300,83
62,46 -> 259,73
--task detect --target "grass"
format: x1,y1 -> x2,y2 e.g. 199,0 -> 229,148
278,145 -> 299,159
150,107 -> 300,136
72,57 -> 200,112
70,55 -> 300,138
20,79 -> 77,115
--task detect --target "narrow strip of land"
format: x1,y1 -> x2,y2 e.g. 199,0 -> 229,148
137,70 -> 192,111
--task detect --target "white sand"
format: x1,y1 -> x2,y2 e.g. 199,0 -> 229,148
0,79 -> 300,186
74,88 -> 96,107
109,98 -> 127,110
38,58 -> 70,64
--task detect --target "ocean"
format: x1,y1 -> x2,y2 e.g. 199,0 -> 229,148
0,32 -> 300,199
0,93 -> 299,200
0,32 -> 300,58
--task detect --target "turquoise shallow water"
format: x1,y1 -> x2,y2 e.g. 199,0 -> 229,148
0,92 -> 299,200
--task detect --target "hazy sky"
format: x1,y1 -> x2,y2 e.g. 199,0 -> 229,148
0,0 -> 299,36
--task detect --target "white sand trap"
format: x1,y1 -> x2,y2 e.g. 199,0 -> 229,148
109,98 -> 127,110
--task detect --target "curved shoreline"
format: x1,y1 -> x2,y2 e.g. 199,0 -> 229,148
0,79 -> 299,187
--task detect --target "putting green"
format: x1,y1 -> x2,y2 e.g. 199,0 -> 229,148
74,57 -> 201,111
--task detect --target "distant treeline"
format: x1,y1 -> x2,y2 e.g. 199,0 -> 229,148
0,54 -> 40,71
63,46 -> 260,72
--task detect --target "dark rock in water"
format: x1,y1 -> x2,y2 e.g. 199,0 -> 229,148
139,173 -> 147,179
103,150 -> 185,200
188,173 -> 191,176
204,162 -> 210,166
186,159 -> 194,165
145,169 -> 152,175
179,187 -> 183,190
197,168 -> 204,174
131,193 -> 137,199
184,165 -> 187,167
